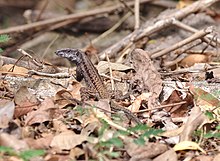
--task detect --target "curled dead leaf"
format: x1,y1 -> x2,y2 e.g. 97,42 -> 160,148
50,131 -> 87,150
173,141 -> 206,154
0,64 -> 28,75
25,110 -> 50,126
14,86 -> 39,117
97,61 -> 133,74
179,54 -> 210,67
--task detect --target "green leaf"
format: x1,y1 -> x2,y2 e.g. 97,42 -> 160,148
216,125 -> 220,130
0,34 -> 10,43
0,146 -> 15,155
134,137 -> 145,145
99,137 -> 123,148
19,149 -> 45,161
204,132 -> 220,139
0,48 -> 3,52
114,130 -> 130,137
142,129 -> 163,138
128,124 -> 149,132
99,120 -> 109,137
102,151 -> 120,158
205,111 -> 215,120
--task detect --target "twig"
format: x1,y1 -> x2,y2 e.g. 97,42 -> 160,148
99,0 -> 218,60
160,65 -> 219,76
42,34 -> 60,58
119,0 -> 146,21
151,26 -> 214,58
134,0 -> 140,29
106,54 -> 115,90
28,70 -> 70,78
0,0 -> 151,35
0,55 -> 40,70
17,48 -> 43,67
35,0 -> 49,22
172,19 -> 219,47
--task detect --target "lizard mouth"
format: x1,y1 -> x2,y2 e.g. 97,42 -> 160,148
55,48 -> 80,62
55,49 -> 66,57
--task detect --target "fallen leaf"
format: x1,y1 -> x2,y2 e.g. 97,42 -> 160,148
190,86 -> 220,107
173,141 -> 206,154
190,86 -> 220,120
50,131 -> 87,150
125,139 -> 168,160
25,134 -> 53,149
129,93 -> 151,112
180,54 -> 210,67
97,61 -> 133,74
25,110 -> 50,126
180,105 -> 207,141
0,133 -> 29,151
14,86 -> 39,117
69,147 -> 85,159
0,100 -> 15,128
131,49 -> 163,109
162,90 -> 193,117
0,64 -> 28,75
81,121 -> 99,136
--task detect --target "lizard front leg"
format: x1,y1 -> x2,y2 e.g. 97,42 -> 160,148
80,87 -> 100,101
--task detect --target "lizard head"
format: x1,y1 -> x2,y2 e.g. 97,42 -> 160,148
55,48 -> 82,64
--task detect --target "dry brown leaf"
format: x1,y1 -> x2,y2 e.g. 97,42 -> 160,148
38,97 -> 55,110
53,119 -> 69,133
97,61 -> 133,74
163,90 -> 193,117
81,121 -> 99,136
0,100 -> 15,128
0,64 -> 28,75
125,139 -> 168,161
50,131 -> 87,150
25,110 -> 50,126
131,49 -> 162,109
68,81 -> 82,100
24,97 -> 63,125
25,134 -> 53,149
190,86 -> 220,107
190,86 -> 220,120
129,93 -> 151,112
179,54 -> 210,67
14,86 -> 39,117
0,133 -> 29,151
55,89 -> 80,107
69,147 -> 85,159
180,105 -> 207,141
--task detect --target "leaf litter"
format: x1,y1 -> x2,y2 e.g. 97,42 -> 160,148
0,0 -> 220,160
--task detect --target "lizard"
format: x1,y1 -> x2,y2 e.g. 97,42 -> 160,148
55,48 -> 141,124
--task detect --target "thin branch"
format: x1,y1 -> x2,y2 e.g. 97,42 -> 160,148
134,0 -> 140,29
151,26 -> 214,58
99,0 -> 219,60
0,0 -> 151,35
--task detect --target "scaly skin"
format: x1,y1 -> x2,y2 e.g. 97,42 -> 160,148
56,48 -> 141,124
